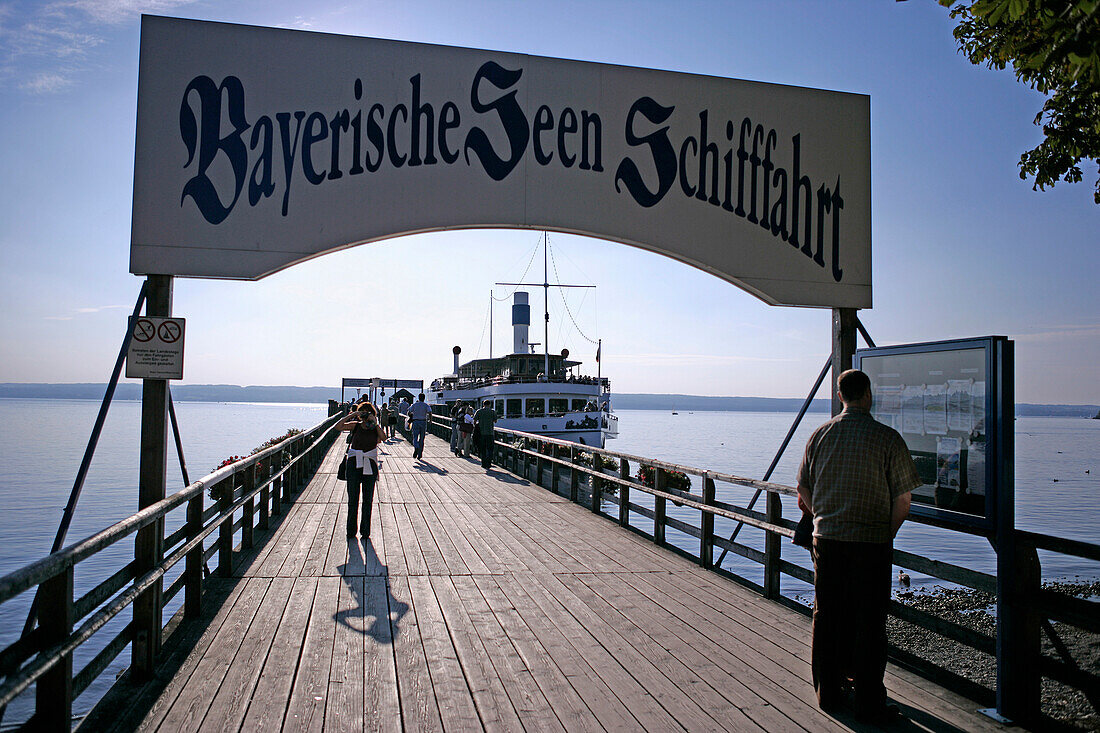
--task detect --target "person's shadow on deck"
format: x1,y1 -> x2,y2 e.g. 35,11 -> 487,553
334,538 -> 408,645
486,469 -> 527,485
411,459 -> 448,475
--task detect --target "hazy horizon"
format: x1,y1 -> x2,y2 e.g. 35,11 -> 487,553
2,382 -> 1096,408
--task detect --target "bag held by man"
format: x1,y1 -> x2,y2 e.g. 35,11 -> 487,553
792,511 -> 813,548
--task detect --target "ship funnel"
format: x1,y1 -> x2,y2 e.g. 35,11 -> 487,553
452,345 -> 461,375
512,292 -> 530,355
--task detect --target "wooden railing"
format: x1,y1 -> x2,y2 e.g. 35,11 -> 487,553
427,413 -> 1099,726
0,412 -> 343,729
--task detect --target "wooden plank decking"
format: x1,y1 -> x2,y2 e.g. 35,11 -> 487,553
92,432 -> 1007,732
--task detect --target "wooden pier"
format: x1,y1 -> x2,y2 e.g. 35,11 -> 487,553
83,432 -> 1003,732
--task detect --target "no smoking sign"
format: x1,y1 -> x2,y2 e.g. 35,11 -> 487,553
126,316 -> 186,379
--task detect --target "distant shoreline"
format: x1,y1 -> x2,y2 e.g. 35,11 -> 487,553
2,383 -> 1097,418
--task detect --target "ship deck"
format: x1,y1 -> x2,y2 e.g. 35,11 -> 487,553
88,431 -> 1005,732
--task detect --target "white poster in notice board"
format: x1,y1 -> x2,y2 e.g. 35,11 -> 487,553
130,16 -> 871,309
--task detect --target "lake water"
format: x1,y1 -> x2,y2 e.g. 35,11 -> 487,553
0,399 -> 1097,723
0,398 -> 329,726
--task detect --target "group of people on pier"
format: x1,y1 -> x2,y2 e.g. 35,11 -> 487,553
336,393 -> 498,538
447,398 -> 498,469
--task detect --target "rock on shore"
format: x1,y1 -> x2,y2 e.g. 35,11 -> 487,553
886,581 -> 1099,731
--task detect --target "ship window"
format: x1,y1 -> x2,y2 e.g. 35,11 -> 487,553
507,399 -> 522,418
572,399 -> 588,411
495,399 -> 504,416
549,398 -> 568,415
526,398 -> 545,417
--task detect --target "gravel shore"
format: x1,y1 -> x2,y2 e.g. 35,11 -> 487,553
886,580 -> 1100,730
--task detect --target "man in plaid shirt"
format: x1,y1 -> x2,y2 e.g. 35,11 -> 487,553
797,369 -> 921,724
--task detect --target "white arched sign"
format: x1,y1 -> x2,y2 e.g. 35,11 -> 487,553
131,16 -> 871,308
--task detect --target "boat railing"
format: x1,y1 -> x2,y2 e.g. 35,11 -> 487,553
443,374 -> 610,390
423,413 -> 1100,726
0,411 -> 345,729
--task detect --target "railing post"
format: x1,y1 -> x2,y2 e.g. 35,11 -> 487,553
700,474 -> 715,568
242,462 -> 256,550
285,442 -> 295,495
184,488 -> 203,618
271,455 -> 283,516
590,452 -> 601,513
295,437 -> 305,490
218,477 -> 234,577
259,457 -> 270,530
567,444 -> 576,497
281,448 -> 292,503
551,446 -> 560,495
36,565 -> 74,729
763,490 -> 782,599
535,442 -> 544,488
997,537 -> 1041,723
289,439 -> 300,493
618,458 -> 630,527
569,447 -> 580,505
301,434 -> 310,481
654,467 -> 666,545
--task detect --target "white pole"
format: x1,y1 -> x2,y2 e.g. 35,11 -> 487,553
543,233 -> 550,378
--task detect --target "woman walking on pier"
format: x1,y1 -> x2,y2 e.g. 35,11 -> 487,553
450,400 -> 465,455
379,402 -> 394,441
337,403 -> 385,538
460,405 -> 475,457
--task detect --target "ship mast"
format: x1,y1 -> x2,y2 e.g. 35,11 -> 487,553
497,232 -> 594,377
543,232 -> 549,377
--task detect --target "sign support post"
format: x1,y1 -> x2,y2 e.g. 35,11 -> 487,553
991,339 -> 1038,724
831,308 -> 858,417
133,274 -> 172,679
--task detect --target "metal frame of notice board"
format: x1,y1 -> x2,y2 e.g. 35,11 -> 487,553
854,336 -> 1014,535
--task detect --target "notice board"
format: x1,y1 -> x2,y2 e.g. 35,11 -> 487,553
854,336 -> 1013,532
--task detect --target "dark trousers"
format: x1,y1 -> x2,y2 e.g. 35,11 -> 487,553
346,459 -> 378,536
411,420 -> 427,458
811,537 -> 892,711
478,434 -> 492,468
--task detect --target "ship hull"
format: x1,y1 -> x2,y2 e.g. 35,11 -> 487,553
428,381 -> 617,448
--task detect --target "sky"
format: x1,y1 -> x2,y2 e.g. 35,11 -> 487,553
0,0 -> 1097,404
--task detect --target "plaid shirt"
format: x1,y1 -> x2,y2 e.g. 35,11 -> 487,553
797,407 -> 921,543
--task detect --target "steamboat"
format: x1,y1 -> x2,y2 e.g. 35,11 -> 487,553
428,290 -> 618,447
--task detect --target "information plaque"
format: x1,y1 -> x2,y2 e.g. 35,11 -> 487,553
854,336 -> 1013,532
126,316 -> 186,380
